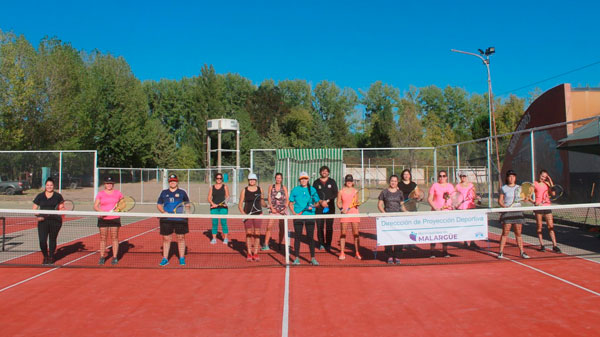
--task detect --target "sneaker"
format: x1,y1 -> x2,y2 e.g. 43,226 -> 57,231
552,246 -> 562,253
430,254 -> 436,259
98,257 -> 106,265
520,252 -> 530,259
179,257 -> 186,266
319,245 -> 325,251
292,258 -> 301,265
111,257 -> 119,265
254,254 -> 260,262
469,242 -> 480,250
497,252 -> 504,259
260,245 -> 270,251
338,254 -> 346,260
159,257 -> 169,266
394,258 -> 401,265
444,253 -> 451,258
355,253 -> 362,260
247,254 -> 253,262
539,245 -> 546,252
42,257 -> 49,265
210,238 -> 217,244
223,238 -> 228,245
387,257 -> 394,264
311,258 -> 319,266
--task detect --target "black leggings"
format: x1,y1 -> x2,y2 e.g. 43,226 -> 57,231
294,219 -> 315,258
316,217 -> 333,248
385,245 -> 402,258
38,219 -> 62,258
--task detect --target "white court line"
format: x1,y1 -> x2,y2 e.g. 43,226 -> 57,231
0,226 -> 158,294
281,265 -> 289,337
506,258 -> 600,297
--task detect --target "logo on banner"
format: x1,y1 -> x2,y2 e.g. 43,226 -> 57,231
409,232 -> 417,241
474,232 -> 485,238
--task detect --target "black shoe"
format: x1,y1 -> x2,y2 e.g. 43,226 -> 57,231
98,257 -> 106,265
539,245 -> 546,252
469,242 -> 480,250
42,257 -> 49,265
552,246 -> 562,253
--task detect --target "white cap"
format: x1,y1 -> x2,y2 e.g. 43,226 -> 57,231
457,171 -> 467,177
298,171 -> 309,180
248,173 -> 258,180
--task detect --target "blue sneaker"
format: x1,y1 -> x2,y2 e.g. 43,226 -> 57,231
179,257 -> 186,266
159,257 -> 169,266
292,258 -> 300,265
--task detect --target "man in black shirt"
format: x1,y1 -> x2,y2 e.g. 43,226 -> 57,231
313,166 -> 338,251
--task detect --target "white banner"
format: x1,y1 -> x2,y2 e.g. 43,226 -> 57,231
376,211 -> 488,246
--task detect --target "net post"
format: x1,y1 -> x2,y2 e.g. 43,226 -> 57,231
530,130 -> 535,182
59,151 -> 63,194
284,217 -> 290,265
1,216 -> 5,252
487,138 -> 492,207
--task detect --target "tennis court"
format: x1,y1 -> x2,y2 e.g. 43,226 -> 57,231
1,205 -> 599,336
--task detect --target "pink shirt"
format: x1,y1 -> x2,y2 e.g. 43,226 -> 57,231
534,181 -> 551,206
429,183 -> 455,210
96,190 -> 123,219
455,183 -> 475,210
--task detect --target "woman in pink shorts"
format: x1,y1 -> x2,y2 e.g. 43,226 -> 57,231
93,176 -> 124,265
336,174 -> 361,260
427,170 -> 455,258
533,170 -> 561,253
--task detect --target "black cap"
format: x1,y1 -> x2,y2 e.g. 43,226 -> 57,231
506,170 -> 517,177
104,176 -> 115,183
344,174 -> 354,182
168,174 -> 178,182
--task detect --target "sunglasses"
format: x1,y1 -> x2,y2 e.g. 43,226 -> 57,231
438,175 -> 447,177
216,177 -> 222,180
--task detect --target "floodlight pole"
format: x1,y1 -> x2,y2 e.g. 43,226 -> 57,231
451,48 -> 502,189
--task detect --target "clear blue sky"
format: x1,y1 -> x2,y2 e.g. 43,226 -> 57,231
2,1 -> 599,99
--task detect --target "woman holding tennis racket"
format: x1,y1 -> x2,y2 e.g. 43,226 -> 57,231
427,170 -> 455,258
157,174 -> 190,266
262,173 -> 288,251
399,169 -> 422,212
497,170 -> 530,259
289,172 -> 320,265
455,171 -> 480,249
238,173 -> 266,262
533,170 -> 561,253
378,174 -> 407,264
93,176 -> 124,265
208,173 -> 230,245
32,178 -> 65,265
336,174 -> 362,260
313,166 -> 338,251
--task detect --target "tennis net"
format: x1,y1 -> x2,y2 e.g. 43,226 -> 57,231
1,204 -> 599,268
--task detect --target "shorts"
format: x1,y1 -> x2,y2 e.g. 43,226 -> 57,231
534,209 -> 552,216
500,211 -> 524,224
98,218 -> 122,227
159,219 -> 189,235
243,218 -> 262,230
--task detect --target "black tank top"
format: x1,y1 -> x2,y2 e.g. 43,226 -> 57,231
212,185 -> 226,208
243,187 -> 263,215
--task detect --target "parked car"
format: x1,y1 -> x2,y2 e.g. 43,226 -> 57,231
0,176 -> 30,195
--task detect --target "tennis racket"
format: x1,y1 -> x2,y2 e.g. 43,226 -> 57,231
403,189 -> 425,211
518,182 -> 535,206
60,200 -> 74,211
546,184 -> 564,202
113,196 -> 135,212
344,188 -> 373,212
317,189 -> 329,213
451,188 -> 483,209
215,196 -> 232,208
172,201 -> 195,214
250,190 -> 267,214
